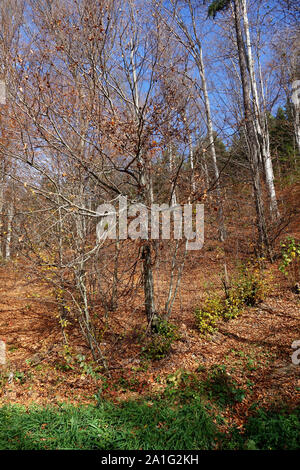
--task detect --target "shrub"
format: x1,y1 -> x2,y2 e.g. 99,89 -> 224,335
279,236 -> 300,286
233,262 -> 270,306
194,297 -> 223,334
222,290 -> 243,319
194,294 -> 242,335
140,317 -> 180,361
194,289 -> 243,334
195,263 -> 270,334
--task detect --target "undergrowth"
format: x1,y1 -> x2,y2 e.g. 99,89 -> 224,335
204,365 -> 246,406
140,317 -> 180,361
0,368 -> 299,450
195,262 -> 271,334
279,236 -> 300,288
222,406 -> 300,450
0,395 -> 216,450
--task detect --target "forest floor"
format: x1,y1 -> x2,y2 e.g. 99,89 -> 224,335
0,179 -> 300,448
0,257 -> 299,406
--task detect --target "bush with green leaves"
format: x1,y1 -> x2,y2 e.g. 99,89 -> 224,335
195,294 -> 242,335
195,263 -> 270,334
232,263 -> 270,307
194,297 -> 223,334
140,317 -> 180,361
279,236 -> 300,285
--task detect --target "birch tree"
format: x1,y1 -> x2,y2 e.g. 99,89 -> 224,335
240,0 -> 279,220
161,0 -> 227,241
207,0 -> 277,254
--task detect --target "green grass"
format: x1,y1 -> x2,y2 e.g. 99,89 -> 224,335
1,374 -> 299,450
0,395 -> 216,450
220,406 -> 300,450
243,407 -> 300,450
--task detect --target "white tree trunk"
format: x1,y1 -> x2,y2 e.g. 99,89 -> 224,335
241,0 -> 279,220
233,0 -> 271,256
292,79 -> 300,154
167,1 -> 226,240
197,47 -> 226,241
188,130 -> 196,195
168,141 -> 177,206
291,32 -> 300,154
5,202 -> 13,260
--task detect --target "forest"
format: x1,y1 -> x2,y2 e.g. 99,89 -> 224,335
0,0 -> 299,452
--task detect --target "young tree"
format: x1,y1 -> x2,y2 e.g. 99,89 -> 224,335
208,0 -> 280,220
161,0 -> 227,241
207,0 -> 280,254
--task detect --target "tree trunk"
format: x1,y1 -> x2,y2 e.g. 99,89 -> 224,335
233,0 -> 271,256
291,34 -> 300,154
168,141 -> 177,206
197,47 -> 226,241
5,201 -> 13,260
142,243 -> 157,327
292,80 -> 300,154
241,0 -> 279,220
130,36 -> 157,329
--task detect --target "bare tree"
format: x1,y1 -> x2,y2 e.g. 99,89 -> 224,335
160,0 -> 227,241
